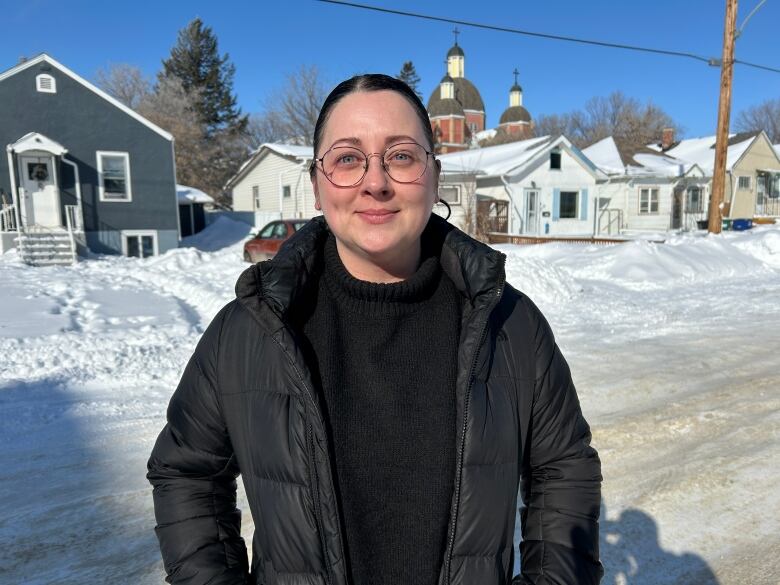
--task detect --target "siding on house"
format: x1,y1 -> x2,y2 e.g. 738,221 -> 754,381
515,147 -> 597,235
729,135 -> 780,218
232,150 -> 316,224
0,57 -> 178,255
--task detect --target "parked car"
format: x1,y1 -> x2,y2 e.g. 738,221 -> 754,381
243,219 -> 309,262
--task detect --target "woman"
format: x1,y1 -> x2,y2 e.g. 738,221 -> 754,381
148,74 -> 603,585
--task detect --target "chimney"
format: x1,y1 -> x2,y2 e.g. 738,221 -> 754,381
662,128 -> 675,150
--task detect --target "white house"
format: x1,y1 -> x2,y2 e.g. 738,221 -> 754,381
583,136 -> 710,233
226,143 -> 316,227
437,135 -> 602,236
656,132 -> 780,219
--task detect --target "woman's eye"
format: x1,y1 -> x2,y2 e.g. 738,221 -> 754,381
388,151 -> 413,164
336,153 -> 362,165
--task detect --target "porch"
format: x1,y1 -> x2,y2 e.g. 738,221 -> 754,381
2,132 -> 85,265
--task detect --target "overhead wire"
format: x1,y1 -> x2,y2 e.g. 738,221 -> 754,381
316,0 -> 780,74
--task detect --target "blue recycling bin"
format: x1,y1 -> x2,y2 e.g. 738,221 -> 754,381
732,219 -> 753,231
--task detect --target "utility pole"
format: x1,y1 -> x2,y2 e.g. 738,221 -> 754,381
708,0 -> 739,234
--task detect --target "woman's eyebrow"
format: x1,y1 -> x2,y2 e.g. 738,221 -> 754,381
385,135 -> 419,144
329,137 -> 361,148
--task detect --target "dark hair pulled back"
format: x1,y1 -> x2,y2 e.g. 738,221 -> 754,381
311,74 -> 435,167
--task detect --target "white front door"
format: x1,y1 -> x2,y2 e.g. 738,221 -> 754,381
19,155 -> 60,228
525,190 -> 539,234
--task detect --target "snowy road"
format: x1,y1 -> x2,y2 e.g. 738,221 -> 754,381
1,219 -> 778,584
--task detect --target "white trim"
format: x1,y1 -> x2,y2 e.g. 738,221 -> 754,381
558,190 -> 580,220
121,230 -> 159,257
638,186 -> 660,215
61,156 -> 84,231
0,54 -> 173,141
35,73 -> 56,93
97,151 -> 132,202
438,184 -> 462,205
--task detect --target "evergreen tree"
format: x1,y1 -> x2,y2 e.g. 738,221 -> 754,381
397,61 -> 422,100
162,18 -> 247,135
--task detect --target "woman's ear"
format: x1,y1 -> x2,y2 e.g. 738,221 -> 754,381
311,174 -> 321,211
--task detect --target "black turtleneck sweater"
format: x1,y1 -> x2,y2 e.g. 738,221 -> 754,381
294,234 -> 461,585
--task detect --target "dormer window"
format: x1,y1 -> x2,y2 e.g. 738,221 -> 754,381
36,74 -> 56,94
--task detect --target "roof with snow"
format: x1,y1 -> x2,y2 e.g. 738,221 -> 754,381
438,135 -> 599,181
225,142 -> 313,190
177,184 -> 214,205
583,136 -> 693,178
438,136 -> 553,176
652,132 -> 759,174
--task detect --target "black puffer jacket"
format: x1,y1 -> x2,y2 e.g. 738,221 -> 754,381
148,215 -> 603,585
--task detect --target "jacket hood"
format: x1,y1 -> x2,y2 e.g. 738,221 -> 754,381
235,214 -> 505,327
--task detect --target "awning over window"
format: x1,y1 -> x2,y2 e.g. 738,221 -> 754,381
7,132 -> 68,156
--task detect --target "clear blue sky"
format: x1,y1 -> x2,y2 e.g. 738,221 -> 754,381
5,0 -> 780,139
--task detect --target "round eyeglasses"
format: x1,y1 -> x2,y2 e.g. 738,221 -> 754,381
312,141 -> 436,187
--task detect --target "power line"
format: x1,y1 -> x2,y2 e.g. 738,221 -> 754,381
316,0 -> 780,74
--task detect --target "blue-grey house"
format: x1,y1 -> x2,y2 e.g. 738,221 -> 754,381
0,54 -> 180,264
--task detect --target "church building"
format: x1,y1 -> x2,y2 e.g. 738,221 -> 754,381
426,33 -> 534,153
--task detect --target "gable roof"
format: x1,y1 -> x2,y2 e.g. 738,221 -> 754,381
437,135 -> 552,176
225,142 -> 313,190
438,135 -> 600,181
653,132 -> 758,173
0,54 -> 173,141
583,135 -> 693,178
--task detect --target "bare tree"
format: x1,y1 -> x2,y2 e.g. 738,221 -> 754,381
735,98 -> 780,143
95,64 -> 152,109
257,65 -> 329,146
535,91 -> 680,150
136,75 -> 244,205
243,111 -> 291,150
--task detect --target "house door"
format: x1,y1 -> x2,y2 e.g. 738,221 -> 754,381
525,190 -> 539,234
19,155 -> 60,228
671,189 -> 683,229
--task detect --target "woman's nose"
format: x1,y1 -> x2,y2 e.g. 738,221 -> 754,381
362,154 -> 392,195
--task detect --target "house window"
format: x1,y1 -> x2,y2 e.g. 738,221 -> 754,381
36,74 -> 56,94
252,185 -> 260,210
97,151 -> 132,201
737,175 -> 751,190
283,185 -> 291,199
639,187 -> 660,214
559,191 -> 578,219
123,231 -> 157,258
438,185 -> 461,205
550,151 -> 562,170
686,186 -> 703,213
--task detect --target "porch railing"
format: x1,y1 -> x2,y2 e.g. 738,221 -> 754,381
597,208 -> 624,235
0,204 -> 18,232
64,205 -> 80,263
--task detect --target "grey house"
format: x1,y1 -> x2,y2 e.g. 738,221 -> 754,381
0,54 -> 179,264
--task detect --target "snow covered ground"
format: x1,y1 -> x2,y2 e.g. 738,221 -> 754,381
1,217 -> 778,584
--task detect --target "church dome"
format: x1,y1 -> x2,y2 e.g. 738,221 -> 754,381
447,43 -> 465,57
500,105 -> 532,124
510,82 -> 523,93
428,98 -> 465,117
427,77 -> 485,114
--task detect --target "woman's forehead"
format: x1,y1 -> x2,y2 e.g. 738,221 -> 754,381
323,91 -> 426,145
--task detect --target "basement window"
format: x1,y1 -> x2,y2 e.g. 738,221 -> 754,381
36,74 -> 57,94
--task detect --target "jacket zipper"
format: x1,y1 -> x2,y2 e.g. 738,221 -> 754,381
274,331 -> 343,585
443,276 -> 505,585
307,421 -> 334,585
